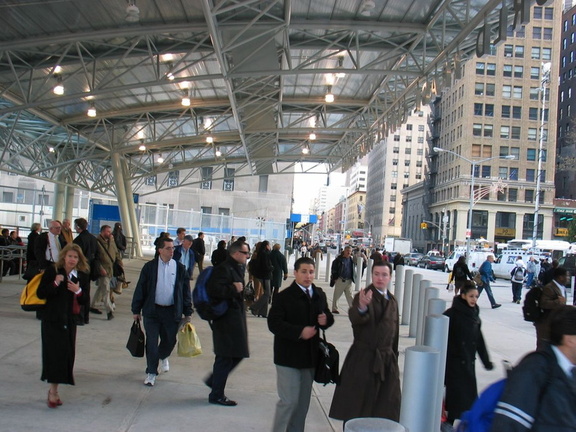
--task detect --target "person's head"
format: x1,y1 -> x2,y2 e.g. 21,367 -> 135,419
217,240 -> 226,249
156,238 -> 174,262
62,219 -> 71,229
372,261 -> 393,290
100,225 -> 112,239
230,236 -> 236,242
273,243 -> 281,251
56,243 -> 88,273
460,281 -> 480,307
457,255 -> 466,264
549,306 -> 576,362
294,257 -> 315,288
30,222 -> 41,233
1,228 -> 8,237
74,218 -> 88,232
229,241 -> 250,265
182,235 -> 193,249
517,256 -> 522,260
259,240 -> 270,252
486,255 -> 495,263
342,246 -> 352,258
237,236 -> 246,243
176,227 -> 186,239
9,231 -> 17,239
48,220 -> 62,235
552,266 -> 569,286
113,222 -> 122,231
551,259 -> 559,269
198,232 -> 204,239
162,232 -> 171,239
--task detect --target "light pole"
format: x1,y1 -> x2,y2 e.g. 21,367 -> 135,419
433,147 -> 514,264
532,62 -> 551,248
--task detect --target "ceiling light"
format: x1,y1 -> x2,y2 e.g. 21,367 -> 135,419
360,0 -> 376,16
325,86 -> 334,103
309,116 -> 316,128
325,73 -> 335,85
302,145 -> 310,155
87,104 -> 97,118
206,135 -> 214,144
53,65 -> 62,74
179,81 -> 191,90
181,96 -> 191,106
125,1 -> 140,23
53,81 -> 64,95
215,148 -> 222,157
335,56 -> 346,78
161,53 -> 174,63
335,71 -> 346,79
167,72 -> 175,81
48,147 -> 55,153
136,130 -> 145,140
309,132 -> 316,140
204,117 -> 213,130
157,154 -> 164,163
138,144 -> 146,151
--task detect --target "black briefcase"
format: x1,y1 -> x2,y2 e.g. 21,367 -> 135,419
126,319 -> 145,357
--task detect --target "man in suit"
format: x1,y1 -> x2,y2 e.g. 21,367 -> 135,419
35,220 -> 66,271
131,237 -> 192,387
191,232 -> 206,278
205,240 -> 250,406
173,234 -> 195,279
535,266 -> 569,350
73,218 -> 100,324
61,218 -> 74,244
268,257 -> 334,431
491,305 -> 576,431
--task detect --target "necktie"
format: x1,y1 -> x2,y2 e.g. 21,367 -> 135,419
307,288 -> 312,299
54,234 -> 61,251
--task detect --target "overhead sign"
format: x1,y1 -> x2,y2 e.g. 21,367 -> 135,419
290,213 -> 318,223
554,208 -> 576,214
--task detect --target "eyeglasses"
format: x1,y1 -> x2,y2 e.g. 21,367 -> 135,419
162,247 -> 175,251
238,251 -> 251,256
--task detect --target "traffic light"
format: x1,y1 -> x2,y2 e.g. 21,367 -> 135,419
420,222 -> 428,230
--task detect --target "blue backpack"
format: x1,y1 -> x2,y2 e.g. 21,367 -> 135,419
192,266 -> 228,321
455,379 -> 507,432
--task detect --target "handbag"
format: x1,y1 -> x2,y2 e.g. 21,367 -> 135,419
126,319 -> 145,357
20,272 -> 46,311
243,281 -> 255,302
177,322 -> 202,358
473,272 -> 484,288
314,330 -> 340,385
100,240 -> 124,278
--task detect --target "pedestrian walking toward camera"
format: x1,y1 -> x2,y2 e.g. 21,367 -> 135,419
535,267 -> 568,350
329,261 -> 401,425
525,256 -> 538,288
443,281 -> 494,424
478,255 -> 501,309
510,258 -> 525,304
330,246 -> 356,314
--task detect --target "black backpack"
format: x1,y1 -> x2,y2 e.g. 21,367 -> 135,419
454,265 -> 465,278
522,285 -> 543,322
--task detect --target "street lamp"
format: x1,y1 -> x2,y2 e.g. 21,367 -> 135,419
433,147 -> 515,264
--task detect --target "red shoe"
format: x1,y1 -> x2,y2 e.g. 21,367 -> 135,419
47,391 -> 58,409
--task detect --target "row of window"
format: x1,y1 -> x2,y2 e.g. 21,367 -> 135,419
390,171 -> 423,178
474,83 -> 544,101
392,159 -> 423,167
473,103 -> 549,121
475,47 -> 552,72
472,123 -> 548,141
434,188 -> 545,205
392,147 -> 424,155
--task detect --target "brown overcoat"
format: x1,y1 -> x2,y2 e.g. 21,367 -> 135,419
329,285 -> 401,422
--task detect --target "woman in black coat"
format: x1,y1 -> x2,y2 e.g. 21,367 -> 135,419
37,243 -> 89,408
211,240 -> 228,266
443,281 -> 494,424
249,241 -> 273,318
448,255 -> 473,295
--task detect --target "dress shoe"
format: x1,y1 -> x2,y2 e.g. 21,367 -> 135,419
107,312 -> 114,320
209,396 -> 237,406
47,390 -> 59,408
90,307 -> 102,315
492,304 -> 502,309
332,310 -> 339,314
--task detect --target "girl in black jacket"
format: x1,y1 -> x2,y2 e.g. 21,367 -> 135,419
443,281 -> 494,424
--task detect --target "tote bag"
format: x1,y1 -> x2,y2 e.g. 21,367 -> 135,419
20,272 -> 46,311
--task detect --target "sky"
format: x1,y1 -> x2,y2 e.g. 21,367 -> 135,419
292,164 -> 346,215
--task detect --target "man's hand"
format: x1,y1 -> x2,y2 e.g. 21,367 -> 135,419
358,288 -> 373,310
283,274 -> 288,280
317,313 -> 327,326
233,282 -> 243,293
133,314 -> 141,321
300,326 -> 317,340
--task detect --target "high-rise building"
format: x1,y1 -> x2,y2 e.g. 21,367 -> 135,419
420,0 -> 561,250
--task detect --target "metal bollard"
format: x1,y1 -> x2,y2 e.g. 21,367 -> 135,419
366,259 -> 373,287
408,273 -> 423,337
401,268 -> 414,325
415,280 -> 432,345
345,417 -> 406,432
417,286 -> 439,345
394,265 -> 404,316
325,252 -> 331,283
428,298 -> 447,317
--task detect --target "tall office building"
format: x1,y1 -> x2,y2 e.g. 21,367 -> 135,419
366,108 -> 431,245
424,0 -> 561,248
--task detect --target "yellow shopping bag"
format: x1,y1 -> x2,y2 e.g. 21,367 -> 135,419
177,322 -> 202,357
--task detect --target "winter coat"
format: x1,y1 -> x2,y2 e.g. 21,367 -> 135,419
329,285 -> 401,422
251,248 -> 273,280
443,296 -> 492,421
269,249 -> 288,289
535,280 -> 566,343
267,281 -> 334,368
206,256 -> 249,358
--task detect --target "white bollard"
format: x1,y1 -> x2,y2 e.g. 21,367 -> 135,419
315,254 -> 320,279
415,280 -> 432,345
408,273 -> 423,337
345,417 -> 406,432
401,268 -> 414,325
417,287 -> 439,345
424,314 -> 450,432
394,265 -> 404,314
355,256 -> 363,291
400,346 -> 440,432
325,252 -> 331,283
366,259 -> 373,287
428,298 -> 447,317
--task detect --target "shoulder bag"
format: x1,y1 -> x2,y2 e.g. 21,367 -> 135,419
20,272 -> 46,311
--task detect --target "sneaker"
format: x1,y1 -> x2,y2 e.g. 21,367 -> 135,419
159,358 -> 169,373
144,373 -> 156,386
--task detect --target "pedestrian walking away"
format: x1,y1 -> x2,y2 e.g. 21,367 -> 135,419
478,255 -> 501,309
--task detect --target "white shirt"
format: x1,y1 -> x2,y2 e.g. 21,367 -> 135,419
45,233 -> 60,262
296,282 -> 312,298
551,345 -> 576,380
553,279 -> 567,298
155,258 -> 177,306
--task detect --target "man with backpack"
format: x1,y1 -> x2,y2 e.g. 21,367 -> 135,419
204,240 -> 250,406
490,305 -> 576,431
510,257 -> 525,305
534,267 -> 568,350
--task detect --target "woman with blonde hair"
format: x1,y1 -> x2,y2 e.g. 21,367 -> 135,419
37,243 -> 90,408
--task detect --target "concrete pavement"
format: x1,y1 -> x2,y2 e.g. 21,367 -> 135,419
0,257 -> 544,432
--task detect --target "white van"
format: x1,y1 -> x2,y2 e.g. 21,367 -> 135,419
445,248 -> 493,273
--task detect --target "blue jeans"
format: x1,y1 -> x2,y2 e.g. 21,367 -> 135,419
478,281 -> 497,307
143,306 -> 179,375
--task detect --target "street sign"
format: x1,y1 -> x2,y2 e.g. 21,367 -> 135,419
466,229 -> 471,238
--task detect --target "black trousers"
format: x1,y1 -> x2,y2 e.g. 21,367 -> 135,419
208,356 -> 242,401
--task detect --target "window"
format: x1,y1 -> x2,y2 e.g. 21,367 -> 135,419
544,7 -> 553,20
391,183 -> 397,190
514,66 -> 523,78
389,207 -> 396,214
543,28 -> 552,40
394,134 -> 400,141
485,104 -> 494,117
528,128 -> 537,140
525,189 -> 534,203
404,160 -> 410,166
223,168 -> 235,191
201,167 -> 213,189
504,45 -> 513,57
392,159 -> 398,166
2,191 -> 14,202
530,87 -> 539,100
167,171 -> 179,187
418,125 -> 425,131
484,125 -> 493,137
529,107 -> 538,120
405,148 -> 412,154
475,83 -> 484,95
417,149 -> 423,156
500,146 -> 509,156
474,103 -> 483,115
531,47 -> 540,59
499,167 -> 508,179
417,136 -> 424,143
406,124 -> 413,131
533,27 -> 542,39
510,147 -> 520,159
416,160 -> 423,167
259,175 -> 268,193
501,105 -> 511,118
514,46 -> 524,58
526,169 -> 536,182
509,169 -> 518,180
534,7 -> 542,19
473,124 -> 482,136
482,166 -> 491,178
503,64 -> 512,77
405,136 -> 412,142
403,172 -> 410,179
513,86 -> 523,99
503,85 -> 512,98
527,149 -> 536,161
390,194 -> 396,202
511,126 -> 521,140
487,63 -> 496,75
530,67 -> 540,79
486,83 -> 495,96
500,125 -> 510,139
393,147 -> 400,154
146,175 -> 156,186
542,48 -> 551,60
508,188 -> 518,202
512,106 -> 522,119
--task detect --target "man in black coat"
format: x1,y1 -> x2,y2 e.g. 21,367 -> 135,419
268,257 -> 334,432
73,218 -> 101,324
205,240 -> 250,406
131,237 -> 192,387
191,231 -> 206,278
35,220 -> 66,271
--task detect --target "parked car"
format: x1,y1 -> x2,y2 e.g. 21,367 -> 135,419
404,253 -> 424,266
417,254 -> 446,270
558,254 -> 576,287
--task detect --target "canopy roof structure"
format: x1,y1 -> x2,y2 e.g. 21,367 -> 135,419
0,0 -> 513,195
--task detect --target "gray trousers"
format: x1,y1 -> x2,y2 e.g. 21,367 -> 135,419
271,365 -> 315,432
331,278 -> 353,311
